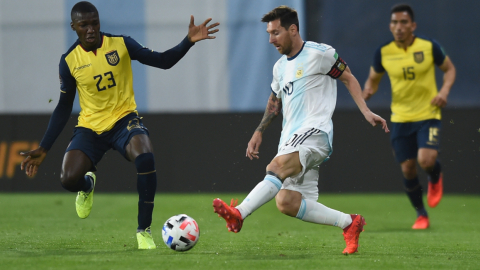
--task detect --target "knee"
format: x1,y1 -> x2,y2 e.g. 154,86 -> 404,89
135,152 -> 155,173
275,194 -> 300,217
418,157 -> 435,171
402,169 -> 417,180
60,171 -> 83,192
401,160 -> 417,179
266,160 -> 288,180
266,159 -> 282,173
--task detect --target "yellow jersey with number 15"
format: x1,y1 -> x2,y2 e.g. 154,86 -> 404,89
372,36 -> 447,123
60,33 -> 137,134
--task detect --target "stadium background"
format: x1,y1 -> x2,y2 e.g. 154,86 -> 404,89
0,0 -> 478,193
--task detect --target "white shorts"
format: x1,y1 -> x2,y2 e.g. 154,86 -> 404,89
275,128 -> 331,201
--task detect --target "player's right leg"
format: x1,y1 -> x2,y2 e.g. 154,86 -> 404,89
401,159 -> 429,229
61,149 -> 96,219
278,169 -> 365,254
63,127 -> 108,219
391,122 -> 429,229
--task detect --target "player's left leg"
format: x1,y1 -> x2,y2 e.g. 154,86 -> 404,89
114,114 -> 156,249
126,134 -> 157,249
418,148 -> 443,208
213,152 -> 301,233
416,119 -> 443,208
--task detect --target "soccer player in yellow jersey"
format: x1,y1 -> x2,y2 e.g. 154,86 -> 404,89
19,1 -> 219,249
363,4 -> 456,229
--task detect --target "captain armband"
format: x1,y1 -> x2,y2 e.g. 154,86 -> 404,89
327,57 -> 347,79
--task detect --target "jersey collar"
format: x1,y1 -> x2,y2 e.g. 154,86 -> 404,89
287,41 -> 306,61
79,34 -> 104,55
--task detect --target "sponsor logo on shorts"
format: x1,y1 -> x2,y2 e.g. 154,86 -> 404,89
127,118 -> 142,131
285,128 -> 321,147
427,127 -> 439,145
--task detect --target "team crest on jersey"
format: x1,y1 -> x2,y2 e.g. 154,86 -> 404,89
296,63 -> 304,78
414,51 -> 424,63
296,68 -> 303,78
105,50 -> 120,66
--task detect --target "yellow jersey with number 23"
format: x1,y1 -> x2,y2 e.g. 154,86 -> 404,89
60,33 -> 137,134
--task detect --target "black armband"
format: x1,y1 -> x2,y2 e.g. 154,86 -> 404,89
327,57 -> 347,79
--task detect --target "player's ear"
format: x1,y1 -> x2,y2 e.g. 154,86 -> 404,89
411,21 -> 417,32
289,24 -> 298,35
70,22 -> 75,31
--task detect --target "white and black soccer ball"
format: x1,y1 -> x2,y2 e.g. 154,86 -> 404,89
162,214 -> 200,251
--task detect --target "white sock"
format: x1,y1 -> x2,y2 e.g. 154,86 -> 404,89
236,175 -> 282,219
296,199 -> 352,229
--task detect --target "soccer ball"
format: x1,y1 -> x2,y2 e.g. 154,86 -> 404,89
162,214 -> 200,251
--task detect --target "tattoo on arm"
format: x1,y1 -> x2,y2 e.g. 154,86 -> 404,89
255,94 -> 282,133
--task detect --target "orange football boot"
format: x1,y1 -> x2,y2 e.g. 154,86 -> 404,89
412,215 -> 429,229
213,198 -> 244,233
427,173 -> 443,208
342,214 -> 366,254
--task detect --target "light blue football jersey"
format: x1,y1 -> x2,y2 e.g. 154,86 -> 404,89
271,41 -> 341,151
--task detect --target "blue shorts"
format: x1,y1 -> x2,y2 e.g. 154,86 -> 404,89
66,113 -> 149,171
390,119 -> 441,163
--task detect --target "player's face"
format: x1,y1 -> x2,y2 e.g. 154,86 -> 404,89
71,12 -> 101,51
390,12 -> 416,43
267,19 -> 293,56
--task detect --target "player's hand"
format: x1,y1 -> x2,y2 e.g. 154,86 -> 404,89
431,92 -> 448,108
187,16 -> 220,43
246,131 -> 263,160
20,147 -> 47,177
362,89 -> 374,100
364,111 -> 390,133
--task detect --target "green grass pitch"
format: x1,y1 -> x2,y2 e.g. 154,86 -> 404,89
1,193 -> 479,270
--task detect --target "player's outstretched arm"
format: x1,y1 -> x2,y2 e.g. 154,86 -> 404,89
339,66 -> 390,133
246,93 -> 282,160
20,83 -> 75,177
362,67 -> 384,100
20,147 -> 47,177
187,16 -> 220,43
431,56 -> 456,108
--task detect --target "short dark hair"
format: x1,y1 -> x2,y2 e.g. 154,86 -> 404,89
71,1 -> 98,21
391,4 -> 414,22
261,5 -> 300,32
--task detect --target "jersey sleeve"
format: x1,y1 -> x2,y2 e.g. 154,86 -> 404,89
59,56 -> 76,94
319,48 -> 347,79
372,46 -> 385,73
431,39 -> 447,66
270,62 -> 281,98
123,35 -> 194,69
39,57 -> 76,150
